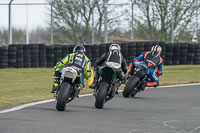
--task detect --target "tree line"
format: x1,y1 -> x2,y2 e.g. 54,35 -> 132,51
0,0 -> 199,45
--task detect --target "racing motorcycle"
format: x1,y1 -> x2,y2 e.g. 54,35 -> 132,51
94,64 -> 120,109
55,66 -> 83,111
122,62 -> 149,98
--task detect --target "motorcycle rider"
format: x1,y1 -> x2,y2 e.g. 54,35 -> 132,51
89,43 -> 127,92
51,45 -> 92,93
128,45 -> 163,88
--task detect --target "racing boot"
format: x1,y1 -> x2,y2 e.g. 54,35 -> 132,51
51,78 -> 60,93
146,82 -> 158,87
114,80 -> 122,95
89,74 -> 99,89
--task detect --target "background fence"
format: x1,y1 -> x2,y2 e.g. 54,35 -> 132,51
0,0 -> 200,45
0,42 -> 200,69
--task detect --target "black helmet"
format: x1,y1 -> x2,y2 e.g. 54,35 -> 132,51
73,45 -> 86,54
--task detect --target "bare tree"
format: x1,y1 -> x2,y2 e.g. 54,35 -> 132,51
133,0 -> 199,42
29,27 -> 50,44
0,27 -> 50,44
51,0 -> 108,44
0,28 -> 26,44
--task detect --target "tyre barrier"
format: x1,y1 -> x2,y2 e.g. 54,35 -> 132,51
0,46 -> 8,68
187,44 -> 195,65
99,44 -> 107,55
23,45 -> 31,68
54,45 -> 62,65
172,44 -> 180,65
165,44 -> 174,65
62,45 -> 69,58
30,44 -> 39,68
46,45 -> 54,68
180,43 -> 188,65
8,45 -> 17,68
39,44 -> 47,67
121,43 -> 129,64
194,44 -> 200,64
127,42 -> 136,64
0,42 -> 200,68
136,42 -> 145,56
11,44 -> 24,68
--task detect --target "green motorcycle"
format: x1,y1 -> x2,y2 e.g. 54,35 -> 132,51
94,66 -> 120,109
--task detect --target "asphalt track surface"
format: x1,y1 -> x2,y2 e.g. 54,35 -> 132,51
0,84 -> 200,133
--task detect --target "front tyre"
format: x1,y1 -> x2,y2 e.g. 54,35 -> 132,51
56,82 -> 71,111
95,81 -> 109,109
122,75 -> 140,98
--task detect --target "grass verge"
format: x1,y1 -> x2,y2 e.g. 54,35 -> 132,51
0,65 -> 200,108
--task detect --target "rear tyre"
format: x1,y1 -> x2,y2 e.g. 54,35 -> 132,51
122,75 -> 140,98
56,82 -> 71,111
95,81 -> 109,109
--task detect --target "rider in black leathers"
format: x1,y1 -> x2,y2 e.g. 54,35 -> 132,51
89,44 -> 127,90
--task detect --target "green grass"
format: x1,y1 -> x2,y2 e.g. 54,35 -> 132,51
0,65 -> 200,108
159,65 -> 200,85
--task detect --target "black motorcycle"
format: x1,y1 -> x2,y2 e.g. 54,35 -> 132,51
55,66 -> 82,111
122,62 -> 149,98
94,66 -> 120,109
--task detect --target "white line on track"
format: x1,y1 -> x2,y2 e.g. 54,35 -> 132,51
163,120 -> 178,129
190,126 -> 200,132
163,120 -> 200,133
0,83 -> 200,114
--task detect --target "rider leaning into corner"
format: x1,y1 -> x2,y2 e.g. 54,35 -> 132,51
128,45 -> 163,88
51,45 -> 92,93
89,43 -> 128,91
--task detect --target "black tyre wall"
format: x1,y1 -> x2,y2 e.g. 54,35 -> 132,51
13,44 -> 24,68
159,42 -> 166,62
187,44 -> 195,64
180,43 -> 188,65
8,45 -> 16,68
30,44 -> 39,68
0,46 -> 8,68
39,44 -> 47,67
136,42 -> 145,56
194,44 -> 200,64
120,43 -> 129,64
127,42 -> 136,64
165,44 -> 174,65
91,45 -> 100,66
23,44 -> 31,68
62,45 -> 69,58
46,45 -> 54,68
172,44 -> 180,65
1,42 -> 200,69
54,45 -> 62,65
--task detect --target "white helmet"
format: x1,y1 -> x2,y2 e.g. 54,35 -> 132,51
109,43 -> 121,52
151,45 -> 162,55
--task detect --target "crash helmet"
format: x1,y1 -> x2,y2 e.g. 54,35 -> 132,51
73,45 -> 86,54
151,45 -> 162,55
109,43 -> 121,52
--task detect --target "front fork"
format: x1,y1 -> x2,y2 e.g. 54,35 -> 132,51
136,76 -> 147,92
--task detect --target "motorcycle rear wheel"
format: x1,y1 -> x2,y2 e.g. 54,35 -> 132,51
56,82 -> 71,111
95,81 -> 109,109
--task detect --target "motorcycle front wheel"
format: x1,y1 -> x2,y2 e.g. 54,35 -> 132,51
122,75 -> 140,98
